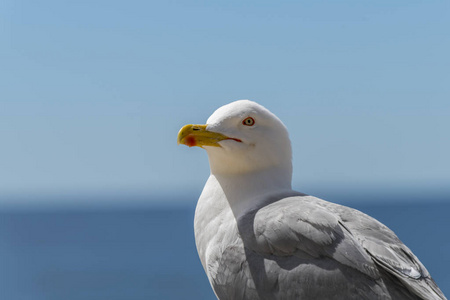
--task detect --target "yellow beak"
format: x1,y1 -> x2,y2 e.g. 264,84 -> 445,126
177,124 -> 234,148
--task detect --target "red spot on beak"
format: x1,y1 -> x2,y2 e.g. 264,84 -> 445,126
185,135 -> 197,147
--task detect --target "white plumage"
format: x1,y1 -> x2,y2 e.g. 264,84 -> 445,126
178,100 -> 446,300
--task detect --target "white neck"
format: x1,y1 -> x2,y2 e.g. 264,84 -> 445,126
211,166 -> 292,219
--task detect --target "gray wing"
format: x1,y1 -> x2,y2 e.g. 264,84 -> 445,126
329,199 -> 447,300
241,196 -> 380,278
233,195 -> 446,300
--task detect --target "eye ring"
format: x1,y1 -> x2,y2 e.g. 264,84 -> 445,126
242,117 -> 255,126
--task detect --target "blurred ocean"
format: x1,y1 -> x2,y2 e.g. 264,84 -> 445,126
0,195 -> 449,300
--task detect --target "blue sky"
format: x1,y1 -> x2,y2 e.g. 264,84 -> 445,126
1,0 -> 449,205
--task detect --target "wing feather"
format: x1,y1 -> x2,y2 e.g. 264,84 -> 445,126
237,195 -> 446,300
239,196 -> 380,279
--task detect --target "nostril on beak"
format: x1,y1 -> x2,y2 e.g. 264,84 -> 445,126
192,127 -> 200,131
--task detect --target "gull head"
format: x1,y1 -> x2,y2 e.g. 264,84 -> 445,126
178,100 -> 292,177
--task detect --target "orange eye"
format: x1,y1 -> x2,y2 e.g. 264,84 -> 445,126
242,117 -> 255,126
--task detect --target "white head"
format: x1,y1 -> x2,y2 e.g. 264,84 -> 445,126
178,100 -> 293,181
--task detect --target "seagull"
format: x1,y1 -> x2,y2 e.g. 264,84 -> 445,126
177,100 -> 446,300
